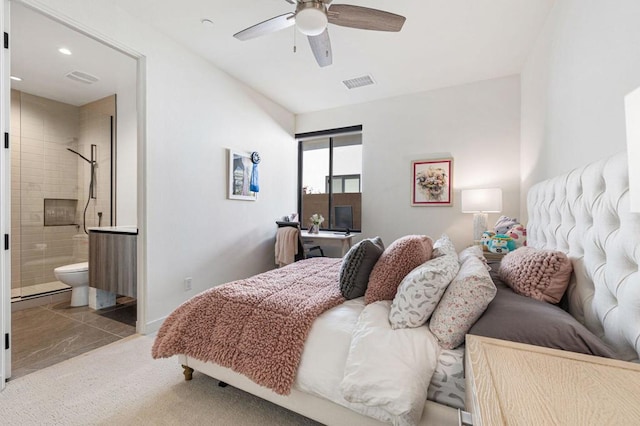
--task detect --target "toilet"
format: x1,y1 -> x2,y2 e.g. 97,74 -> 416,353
54,262 -> 89,307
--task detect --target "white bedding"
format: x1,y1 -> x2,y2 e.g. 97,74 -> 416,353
295,298 -> 441,426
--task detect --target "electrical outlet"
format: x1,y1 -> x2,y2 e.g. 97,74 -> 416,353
184,277 -> 192,291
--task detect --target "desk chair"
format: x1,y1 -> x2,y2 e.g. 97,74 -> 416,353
276,221 -> 324,261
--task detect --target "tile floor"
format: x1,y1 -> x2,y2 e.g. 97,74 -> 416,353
10,299 -> 136,380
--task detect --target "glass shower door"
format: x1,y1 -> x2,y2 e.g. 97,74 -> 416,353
11,91 -> 115,300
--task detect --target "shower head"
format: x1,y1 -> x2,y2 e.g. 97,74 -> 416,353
67,148 -> 93,164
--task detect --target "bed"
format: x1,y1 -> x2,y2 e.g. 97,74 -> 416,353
153,152 -> 640,426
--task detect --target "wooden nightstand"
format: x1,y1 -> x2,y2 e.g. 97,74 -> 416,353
482,251 -> 505,261
465,335 -> 640,425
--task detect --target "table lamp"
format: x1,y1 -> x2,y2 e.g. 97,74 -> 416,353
461,188 -> 502,243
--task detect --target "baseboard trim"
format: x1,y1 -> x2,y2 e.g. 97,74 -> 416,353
143,316 -> 166,335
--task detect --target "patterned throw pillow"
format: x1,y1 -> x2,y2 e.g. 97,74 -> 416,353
432,234 -> 457,258
498,247 -> 573,303
429,256 -> 497,349
339,237 -> 385,300
388,252 -> 460,329
458,245 -> 490,270
364,235 -> 434,305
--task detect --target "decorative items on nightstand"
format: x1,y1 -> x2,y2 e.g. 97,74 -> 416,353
461,188 -> 502,244
487,234 -> 515,254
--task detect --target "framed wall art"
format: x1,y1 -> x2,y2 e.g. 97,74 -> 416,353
411,157 -> 453,206
228,149 -> 257,201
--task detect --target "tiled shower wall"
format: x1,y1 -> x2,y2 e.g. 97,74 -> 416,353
78,95 -> 115,230
11,90 -> 115,293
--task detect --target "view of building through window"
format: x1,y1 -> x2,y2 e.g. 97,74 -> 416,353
298,129 -> 362,232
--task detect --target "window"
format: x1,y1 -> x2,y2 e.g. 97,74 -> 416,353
297,126 -> 362,232
327,174 -> 361,194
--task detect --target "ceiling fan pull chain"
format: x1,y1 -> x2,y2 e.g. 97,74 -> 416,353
293,25 -> 297,53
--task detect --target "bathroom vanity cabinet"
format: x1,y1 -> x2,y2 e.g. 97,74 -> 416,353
89,227 -> 138,298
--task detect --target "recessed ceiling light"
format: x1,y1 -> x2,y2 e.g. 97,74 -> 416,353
58,47 -> 72,55
201,18 -> 214,27
10,76 -> 22,81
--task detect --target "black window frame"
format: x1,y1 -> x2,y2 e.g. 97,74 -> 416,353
296,125 -> 363,232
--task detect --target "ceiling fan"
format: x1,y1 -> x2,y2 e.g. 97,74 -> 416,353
233,0 -> 406,68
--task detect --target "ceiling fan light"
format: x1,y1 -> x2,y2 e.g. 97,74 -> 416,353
296,7 -> 328,36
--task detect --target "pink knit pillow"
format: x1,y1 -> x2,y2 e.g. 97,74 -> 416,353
498,247 -> 573,303
364,235 -> 433,304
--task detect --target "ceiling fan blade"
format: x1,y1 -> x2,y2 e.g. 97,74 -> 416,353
328,5 -> 406,32
234,13 -> 295,41
308,29 -> 332,67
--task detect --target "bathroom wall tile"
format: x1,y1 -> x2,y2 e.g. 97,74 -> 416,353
11,196 -> 21,210
19,275 -> 40,288
21,141 -> 44,155
20,250 -> 46,263
11,90 -> 21,130
20,169 -> 44,183
21,224 -> 44,236
20,122 -> 45,141
11,271 -> 21,290
11,144 -> 21,159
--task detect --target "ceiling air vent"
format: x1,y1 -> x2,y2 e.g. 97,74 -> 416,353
65,70 -> 100,84
342,75 -> 375,90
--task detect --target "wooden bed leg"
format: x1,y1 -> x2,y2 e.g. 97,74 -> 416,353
182,365 -> 194,381
218,381 -> 228,388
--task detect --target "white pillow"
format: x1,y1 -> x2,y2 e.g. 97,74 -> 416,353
389,252 -> 460,329
458,245 -> 490,270
432,234 -> 457,258
340,301 -> 440,426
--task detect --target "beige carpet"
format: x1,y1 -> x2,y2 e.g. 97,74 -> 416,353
0,334 -> 322,425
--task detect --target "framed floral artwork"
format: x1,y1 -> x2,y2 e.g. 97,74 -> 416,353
411,158 -> 453,206
228,149 -> 257,201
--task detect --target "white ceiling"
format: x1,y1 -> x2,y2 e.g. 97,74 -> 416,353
11,0 -> 556,114
10,3 -> 137,107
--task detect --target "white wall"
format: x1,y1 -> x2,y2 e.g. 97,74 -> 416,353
115,60 -> 138,226
27,0 -> 296,331
520,0 -> 640,219
297,76 -> 521,250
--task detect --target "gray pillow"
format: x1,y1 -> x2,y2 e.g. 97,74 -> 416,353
468,267 -> 617,358
339,237 -> 384,299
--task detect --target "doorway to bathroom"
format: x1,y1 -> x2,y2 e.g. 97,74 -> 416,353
2,1 -> 144,381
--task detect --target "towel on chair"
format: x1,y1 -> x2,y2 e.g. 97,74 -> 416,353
275,227 -> 299,267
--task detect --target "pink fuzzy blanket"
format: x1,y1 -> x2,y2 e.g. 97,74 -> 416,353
152,257 -> 345,395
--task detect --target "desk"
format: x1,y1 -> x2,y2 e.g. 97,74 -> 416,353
300,231 -> 357,257
465,335 -> 640,425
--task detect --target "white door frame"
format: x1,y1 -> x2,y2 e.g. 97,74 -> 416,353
1,0 -> 11,389
0,0 -> 148,384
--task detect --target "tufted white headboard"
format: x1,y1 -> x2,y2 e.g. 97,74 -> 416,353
527,152 -> 640,362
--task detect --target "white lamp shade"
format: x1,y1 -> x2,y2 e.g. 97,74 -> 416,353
625,86 -> 640,213
461,188 -> 502,213
296,7 -> 328,36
